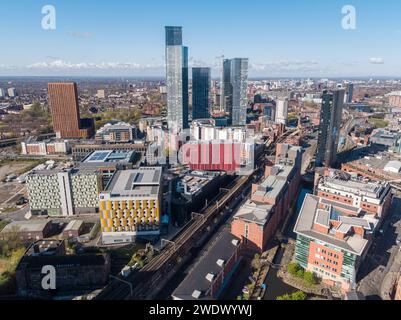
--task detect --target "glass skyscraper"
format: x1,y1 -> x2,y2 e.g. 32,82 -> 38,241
165,26 -> 189,133
316,89 -> 345,168
192,67 -> 211,120
220,58 -> 249,126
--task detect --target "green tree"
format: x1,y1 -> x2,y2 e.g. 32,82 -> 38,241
287,262 -> 300,276
277,291 -> 307,301
303,271 -> 316,285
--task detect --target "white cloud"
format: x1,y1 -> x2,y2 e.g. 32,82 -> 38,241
26,60 -> 164,71
68,31 -> 94,39
369,57 -> 384,64
250,60 -> 320,73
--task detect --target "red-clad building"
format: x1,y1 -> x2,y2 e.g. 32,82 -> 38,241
181,140 -> 242,172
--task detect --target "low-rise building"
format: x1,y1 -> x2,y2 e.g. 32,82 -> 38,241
294,194 -> 379,292
99,167 -> 163,244
172,229 -> 242,300
342,157 -> 401,183
62,220 -> 85,238
95,121 -> 136,143
16,240 -> 110,298
0,220 -> 53,242
21,137 -> 70,156
370,129 -> 401,153
72,142 -> 146,162
316,169 -> 392,218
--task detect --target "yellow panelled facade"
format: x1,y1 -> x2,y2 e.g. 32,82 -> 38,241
99,198 -> 160,233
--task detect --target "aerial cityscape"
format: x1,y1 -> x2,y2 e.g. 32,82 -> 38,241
1,0 -> 401,312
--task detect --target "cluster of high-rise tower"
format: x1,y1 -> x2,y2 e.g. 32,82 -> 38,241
165,26 -> 249,133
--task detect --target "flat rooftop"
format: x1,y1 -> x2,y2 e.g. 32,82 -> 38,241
83,150 -> 135,164
102,167 -> 162,199
172,228 -> 241,300
319,173 -> 388,198
294,194 -> 377,256
253,165 -> 293,200
1,220 -> 51,234
234,200 -> 274,226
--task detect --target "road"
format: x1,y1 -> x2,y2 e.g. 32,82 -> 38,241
357,196 -> 401,299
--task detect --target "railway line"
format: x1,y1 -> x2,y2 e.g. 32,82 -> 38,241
95,129 -> 299,300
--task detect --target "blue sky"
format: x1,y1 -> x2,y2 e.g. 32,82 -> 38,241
1,0 -> 401,77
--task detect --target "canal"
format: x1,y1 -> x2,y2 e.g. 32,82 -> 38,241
263,186 -> 313,300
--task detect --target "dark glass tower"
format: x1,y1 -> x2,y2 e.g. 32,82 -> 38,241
192,67 -> 211,120
220,58 -> 248,126
316,89 -> 345,168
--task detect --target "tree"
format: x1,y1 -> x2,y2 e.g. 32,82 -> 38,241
277,291 -> 307,301
251,253 -> 261,270
303,271 -> 316,285
296,269 -> 305,278
287,262 -> 300,276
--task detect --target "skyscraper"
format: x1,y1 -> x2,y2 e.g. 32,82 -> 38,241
7,87 -> 16,98
316,89 -> 345,168
276,98 -> 289,125
192,67 -> 211,120
220,58 -> 249,126
48,82 -> 95,139
344,82 -> 354,104
165,26 -> 189,133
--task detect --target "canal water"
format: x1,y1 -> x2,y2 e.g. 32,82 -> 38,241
263,186 -> 313,300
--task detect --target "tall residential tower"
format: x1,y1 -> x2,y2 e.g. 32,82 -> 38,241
192,67 -> 211,120
48,82 -> 95,139
221,58 -> 249,126
316,89 -> 345,168
165,26 -> 189,133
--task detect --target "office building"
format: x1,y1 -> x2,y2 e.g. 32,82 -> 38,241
0,88 -> 5,98
221,58 -> 249,126
71,142 -> 147,162
95,121 -> 136,143
276,98 -> 289,125
99,167 -> 163,244
294,194 -> 379,291
48,82 -> 95,139
316,168 -> 392,218
316,89 -> 345,168
165,26 -> 189,133
27,167 -> 100,217
192,67 -> 211,120
21,137 -> 70,156
231,144 -> 302,252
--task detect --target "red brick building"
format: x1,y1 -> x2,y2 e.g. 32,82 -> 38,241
231,144 -> 302,252
48,83 -> 95,139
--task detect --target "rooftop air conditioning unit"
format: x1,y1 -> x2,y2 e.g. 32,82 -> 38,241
216,259 -> 225,267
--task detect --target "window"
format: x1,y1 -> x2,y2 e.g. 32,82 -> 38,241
245,224 -> 249,239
